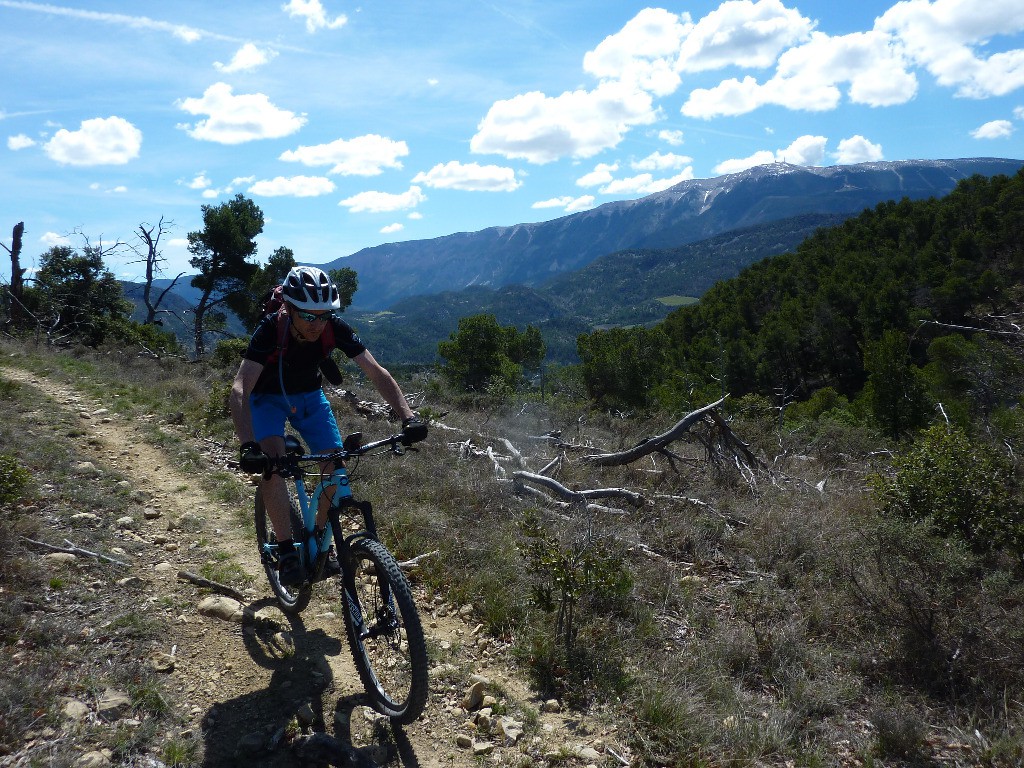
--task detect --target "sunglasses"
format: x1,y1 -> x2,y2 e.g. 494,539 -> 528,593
293,309 -> 332,323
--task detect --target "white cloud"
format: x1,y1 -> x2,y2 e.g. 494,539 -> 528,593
471,80 -> 659,164
0,3 -> 206,43
215,43 -> 277,73
532,195 -> 596,212
971,119 -> 1015,139
407,212 -> 423,220
876,0 -> 1024,99
774,134 -> 826,165
412,161 -> 521,192
683,29 -> 916,118
677,0 -> 815,72
248,175 -> 336,197
576,163 -> 619,188
282,0 -> 347,33
280,135 -> 408,176
40,231 -> 71,247
632,151 -> 693,171
713,150 -> 777,175
339,186 -> 426,214
600,168 -> 694,195
833,135 -> 884,163
187,173 -> 211,190
7,134 -> 36,150
43,116 -> 142,166
583,8 -> 690,96
177,83 -> 306,144
1016,106 -> 1024,120
380,223 -> 405,234
658,129 -> 685,146
712,134 -> 831,174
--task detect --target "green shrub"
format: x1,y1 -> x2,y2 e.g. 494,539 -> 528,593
872,424 -> 1021,557
0,453 -> 30,504
209,337 -> 248,370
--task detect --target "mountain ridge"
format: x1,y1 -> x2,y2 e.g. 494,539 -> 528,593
326,158 -> 1024,310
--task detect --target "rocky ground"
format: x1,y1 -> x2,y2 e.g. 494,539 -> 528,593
0,364 -> 629,768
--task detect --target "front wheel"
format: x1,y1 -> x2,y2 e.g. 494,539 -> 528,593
255,487 -> 311,614
341,538 -> 428,723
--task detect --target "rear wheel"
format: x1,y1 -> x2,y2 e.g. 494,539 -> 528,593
255,487 -> 311,613
341,538 -> 428,723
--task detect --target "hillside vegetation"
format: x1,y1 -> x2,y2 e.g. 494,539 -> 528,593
1,170 -> 1024,766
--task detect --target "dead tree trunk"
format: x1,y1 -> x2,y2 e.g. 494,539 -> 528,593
3,222 -> 26,323
582,396 -> 729,466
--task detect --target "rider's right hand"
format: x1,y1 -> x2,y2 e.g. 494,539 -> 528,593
239,441 -> 267,474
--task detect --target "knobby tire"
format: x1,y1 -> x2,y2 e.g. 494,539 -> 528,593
254,487 -> 312,614
341,538 -> 428,723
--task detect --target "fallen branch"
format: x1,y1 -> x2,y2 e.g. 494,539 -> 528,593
513,471 -> 645,507
583,397 -> 728,466
396,550 -> 439,570
177,570 -> 246,600
20,536 -> 130,567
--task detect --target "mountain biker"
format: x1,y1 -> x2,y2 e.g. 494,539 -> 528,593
229,265 -> 427,586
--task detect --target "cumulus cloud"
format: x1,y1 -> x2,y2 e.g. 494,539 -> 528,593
632,151 -> 693,171
600,169 -> 694,195
177,83 -> 306,144
833,135 -> 884,163
1016,106 -> 1024,120
576,163 -> 619,188
40,231 -> 71,247
411,161 -> 521,192
7,134 -> 36,150
532,195 -> 596,213
658,129 -> 685,145
677,0 -> 815,72
683,29 -> 916,118
282,0 -> 347,32
339,186 -> 426,214
470,80 -> 659,164
583,8 -> 690,96
713,134 -> 827,174
380,223 -> 405,234
971,119 -> 1015,139
280,135 -> 408,176
43,116 -> 142,166
247,175 -> 336,197
215,43 -> 277,73
876,0 -> 1024,99
187,173 -> 212,190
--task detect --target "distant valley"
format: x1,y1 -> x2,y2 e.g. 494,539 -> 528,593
126,158 -> 1024,363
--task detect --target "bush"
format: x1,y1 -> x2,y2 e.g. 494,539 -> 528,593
0,452 -> 30,504
210,337 -> 249,370
872,424 -> 1021,557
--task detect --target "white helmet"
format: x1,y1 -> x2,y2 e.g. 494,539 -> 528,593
281,266 -> 340,310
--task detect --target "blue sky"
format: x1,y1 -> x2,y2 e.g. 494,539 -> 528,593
2,0 -> 1024,283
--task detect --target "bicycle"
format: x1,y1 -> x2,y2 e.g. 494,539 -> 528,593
252,431 -> 429,724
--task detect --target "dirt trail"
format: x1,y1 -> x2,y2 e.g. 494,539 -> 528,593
2,364 -> 611,768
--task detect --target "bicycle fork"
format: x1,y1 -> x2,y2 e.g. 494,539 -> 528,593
330,500 -> 398,641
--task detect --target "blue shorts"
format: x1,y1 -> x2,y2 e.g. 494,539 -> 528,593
250,390 -> 342,453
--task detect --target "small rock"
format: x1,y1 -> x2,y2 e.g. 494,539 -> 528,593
455,734 -> 473,749
541,698 -> 562,713
198,596 -> 244,623
496,715 -> 524,746
482,694 -> 498,708
61,698 -> 91,723
154,562 -> 176,574
117,576 -> 145,589
462,681 -> 486,711
458,604 -> 474,618
74,751 -> 111,768
150,652 -> 176,673
235,730 -> 265,755
296,702 -> 317,727
577,746 -> 603,760
115,516 -> 134,529
143,507 -> 162,520
74,461 -> 98,474
96,688 -> 131,722
472,741 -> 494,756
71,513 -> 99,523
43,552 -> 77,565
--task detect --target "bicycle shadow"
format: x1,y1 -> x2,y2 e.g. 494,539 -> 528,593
199,597 -> 424,767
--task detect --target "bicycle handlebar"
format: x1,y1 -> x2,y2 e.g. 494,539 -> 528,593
264,433 -> 410,475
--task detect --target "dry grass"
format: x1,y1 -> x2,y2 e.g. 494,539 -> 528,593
3,336 -> 1023,766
